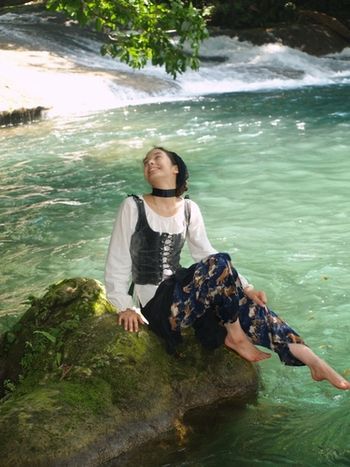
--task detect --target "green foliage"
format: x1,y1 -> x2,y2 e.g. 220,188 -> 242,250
46,0 -> 209,77
3,379 -> 16,394
0,313 -> 21,337
33,329 -> 57,344
19,316 -> 82,377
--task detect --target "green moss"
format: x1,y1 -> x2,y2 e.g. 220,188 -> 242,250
57,378 -> 112,415
0,277 -> 259,465
0,314 -> 21,337
0,278 -> 120,394
0,377 -> 121,466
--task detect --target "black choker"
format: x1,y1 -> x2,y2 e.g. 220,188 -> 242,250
151,188 -> 176,198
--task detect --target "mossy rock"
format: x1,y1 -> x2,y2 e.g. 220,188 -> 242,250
0,278 -> 259,466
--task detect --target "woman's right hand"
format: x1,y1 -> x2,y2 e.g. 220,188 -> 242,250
118,309 -> 145,332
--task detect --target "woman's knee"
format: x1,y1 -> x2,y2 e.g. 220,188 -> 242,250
205,252 -> 234,268
210,252 -> 238,280
207,252 -> 231,263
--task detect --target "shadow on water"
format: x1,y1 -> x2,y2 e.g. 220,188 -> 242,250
105,394 -> 350,467
104,397 -> 256,467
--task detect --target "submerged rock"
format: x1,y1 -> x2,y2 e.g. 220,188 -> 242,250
0,278 -> 259,466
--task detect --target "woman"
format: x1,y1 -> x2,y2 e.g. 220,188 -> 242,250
105,146 -> 350,390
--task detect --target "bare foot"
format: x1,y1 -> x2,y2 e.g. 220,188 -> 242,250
309,360 -> 350,390
224,321 -> 271,362
288,343 -> 350,390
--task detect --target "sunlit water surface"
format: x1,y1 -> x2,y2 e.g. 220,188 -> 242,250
1,85 -> 350,465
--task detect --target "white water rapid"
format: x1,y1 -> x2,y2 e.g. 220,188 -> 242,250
1,8 -> 350,116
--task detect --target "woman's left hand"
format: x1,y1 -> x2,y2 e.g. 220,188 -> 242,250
244,287 -> 268,309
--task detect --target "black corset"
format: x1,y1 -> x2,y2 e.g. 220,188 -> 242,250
129,196 -> 188,285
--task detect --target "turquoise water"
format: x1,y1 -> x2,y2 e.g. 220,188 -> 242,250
1,85 -> 350,465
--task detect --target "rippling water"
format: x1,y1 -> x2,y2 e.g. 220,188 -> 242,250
1,83 -> 350,464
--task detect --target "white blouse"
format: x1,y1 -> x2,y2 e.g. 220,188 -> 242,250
104,196 -> 251,312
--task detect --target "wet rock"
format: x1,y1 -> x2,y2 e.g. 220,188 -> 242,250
0,278 -> 259,466
211,10 -> 350,56
0,106 -> 48,127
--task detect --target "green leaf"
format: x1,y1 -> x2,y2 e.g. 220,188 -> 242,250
47,0 -> 208,77
55,352 -> 62,367
33,330 -> 57,344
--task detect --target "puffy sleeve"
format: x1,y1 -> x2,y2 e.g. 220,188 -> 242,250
104,198 -> 137,311
186,200 -> 217,262
186,200 -> 253,289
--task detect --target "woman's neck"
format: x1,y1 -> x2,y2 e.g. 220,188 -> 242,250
143,193 -> 181,217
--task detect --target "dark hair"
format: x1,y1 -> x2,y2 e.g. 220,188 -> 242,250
151,146 -> 189,197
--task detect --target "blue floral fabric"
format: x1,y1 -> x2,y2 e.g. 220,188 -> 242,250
171,253 -> 305,366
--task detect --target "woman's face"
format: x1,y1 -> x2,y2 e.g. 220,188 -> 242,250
143,149 -> 178,187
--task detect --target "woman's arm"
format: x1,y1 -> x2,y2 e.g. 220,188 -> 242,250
105,198 -> 149,331
104,198 -> 137,311
186,200 -> 217,261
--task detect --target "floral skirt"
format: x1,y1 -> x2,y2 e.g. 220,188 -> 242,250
171,253 -> 306,366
